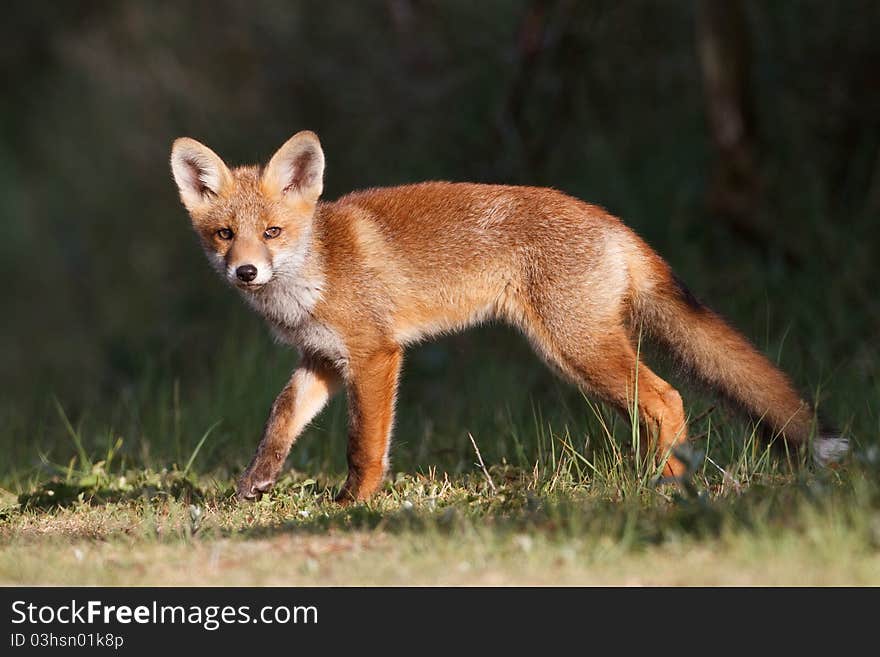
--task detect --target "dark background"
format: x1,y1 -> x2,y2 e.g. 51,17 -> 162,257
1,1 -> 878,485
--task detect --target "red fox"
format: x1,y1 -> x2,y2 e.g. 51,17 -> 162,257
170,131 -> 848,502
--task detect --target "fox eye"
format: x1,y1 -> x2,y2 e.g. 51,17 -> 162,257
216,228 -> 234,240
264,226 -> 282,239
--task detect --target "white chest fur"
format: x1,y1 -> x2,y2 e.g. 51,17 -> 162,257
243,275 -> 349,371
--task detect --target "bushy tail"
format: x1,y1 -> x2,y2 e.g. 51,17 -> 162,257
631,263 -> 847,465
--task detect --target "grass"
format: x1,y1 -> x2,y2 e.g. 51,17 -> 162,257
2,334 -> 879,585
3,457 -> 879,586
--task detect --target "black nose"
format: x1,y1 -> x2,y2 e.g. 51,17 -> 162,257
236,264 -> 258,282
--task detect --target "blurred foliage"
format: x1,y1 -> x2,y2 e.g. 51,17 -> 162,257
0,1 -> 878,481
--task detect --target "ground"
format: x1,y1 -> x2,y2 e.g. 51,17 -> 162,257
3,439 -> 879,586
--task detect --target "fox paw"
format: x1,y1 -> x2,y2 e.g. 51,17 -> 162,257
236,470 -> 277,501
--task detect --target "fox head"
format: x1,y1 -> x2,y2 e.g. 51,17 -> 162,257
170,131 -> 324,290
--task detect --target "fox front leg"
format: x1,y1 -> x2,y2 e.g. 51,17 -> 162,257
237,358 -> 341,500
335,347 -> 403,504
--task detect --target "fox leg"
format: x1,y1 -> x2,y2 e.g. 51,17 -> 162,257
537,329 -> 689,477
336,346 -> 403,503
627,363 -> 689,478
237,357 -> 341,500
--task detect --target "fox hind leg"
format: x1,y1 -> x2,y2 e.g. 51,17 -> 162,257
532,327 -> 689,477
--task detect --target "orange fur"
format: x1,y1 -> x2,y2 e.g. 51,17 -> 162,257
170,131 -> 836,502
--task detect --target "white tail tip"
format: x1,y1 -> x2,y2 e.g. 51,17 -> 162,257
813,434 -> 850,468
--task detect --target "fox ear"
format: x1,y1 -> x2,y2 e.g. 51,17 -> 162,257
262,131 -> 325,205
170,138 -> 233,212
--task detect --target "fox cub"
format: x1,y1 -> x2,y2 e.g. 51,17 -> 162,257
171,131 -> 847,502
